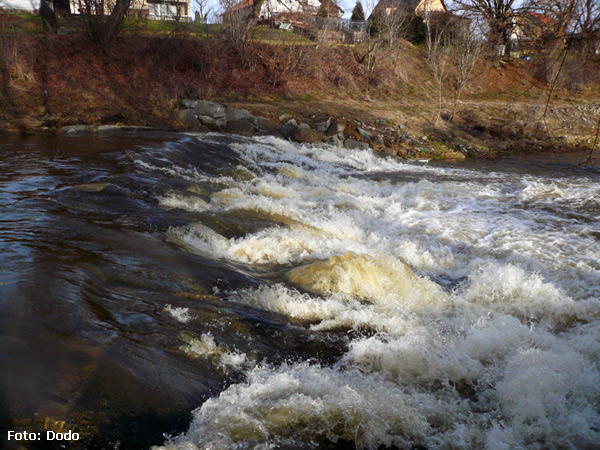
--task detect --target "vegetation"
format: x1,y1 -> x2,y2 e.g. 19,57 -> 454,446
0,0 -> 599,161
351,1 -> 366,21
317,1 -> 330,18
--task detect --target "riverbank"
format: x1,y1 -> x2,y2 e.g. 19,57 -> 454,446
8,94 -> 600,162
1,33 -> 599,160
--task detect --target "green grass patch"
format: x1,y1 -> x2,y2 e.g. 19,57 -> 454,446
4,12 -> 314,45
251,26 -> 313,44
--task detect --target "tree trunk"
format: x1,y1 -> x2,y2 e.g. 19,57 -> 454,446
245,0 -> 266,29
100,0 -> 131,45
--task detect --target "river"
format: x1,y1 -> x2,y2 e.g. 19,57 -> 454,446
1,132 -> 599,450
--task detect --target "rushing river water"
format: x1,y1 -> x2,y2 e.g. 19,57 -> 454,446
1,132 -> 599,450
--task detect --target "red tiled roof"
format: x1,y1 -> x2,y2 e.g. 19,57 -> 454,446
526,11 -> 558,27
230,0 -> 253,12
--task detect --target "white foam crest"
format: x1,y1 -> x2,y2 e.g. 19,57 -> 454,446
160,193 -> 209,212
343,314 -> 550,386
154,362 -> 432,450
343,333 -> 483,385
164,304 -> 194,323
227,283 -> 417,334
230,136 -> 405,174
495,347 -> 600,449
286,253 -> 447,313
172,223 -> 367,266
458,263 -> 599,325
180,333 -> 253,373
517,177 -> 600,207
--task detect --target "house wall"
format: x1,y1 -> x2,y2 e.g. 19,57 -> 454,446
2,0 -> 39,10
414,0 -> 446,14
259,0 -> 321,19
147,0 -> 189,19
68,0 -> 189,20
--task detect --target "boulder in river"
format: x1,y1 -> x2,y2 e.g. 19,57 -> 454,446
293,128 -> 325,144
326,120 -> 346,136
225,107 -> 257,125
344,138 -> 370,150
197,115 -> 226,131
313,118 -> 332,133
257,117 -> 282,137
280,119 -> 300,139
192,101 -> 226,120
178,109 -> 198,128
225,119 -> 256,137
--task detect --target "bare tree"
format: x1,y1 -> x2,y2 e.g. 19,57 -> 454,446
425,18 -> 451,122
448,17 -> 483,121
451,0 -> 519,49
360,0 -> 412,85
522,0 -> 599,130
194,0 -> 214,36
527,0 -> 600,50
220,0 -> 251,52
74,0 -> 132,45
574,0 -> 600,53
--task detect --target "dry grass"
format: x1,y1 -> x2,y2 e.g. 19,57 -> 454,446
1,9 -> 599,157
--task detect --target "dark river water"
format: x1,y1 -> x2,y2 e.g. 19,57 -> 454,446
1,132 -> 599,450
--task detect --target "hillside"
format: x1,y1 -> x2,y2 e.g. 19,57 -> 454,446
1,11 -> 600,159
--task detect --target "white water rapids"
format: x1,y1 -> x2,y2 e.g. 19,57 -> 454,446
146,135 -> 600,450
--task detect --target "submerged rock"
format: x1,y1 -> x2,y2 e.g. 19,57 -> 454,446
286,253 -> 444,311
60,125 -> 96,134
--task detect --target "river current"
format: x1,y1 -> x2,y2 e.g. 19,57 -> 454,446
1,133 -> 599,450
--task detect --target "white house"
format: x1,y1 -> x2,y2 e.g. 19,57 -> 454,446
229,0 -> 342,21
2,0 -> 39,10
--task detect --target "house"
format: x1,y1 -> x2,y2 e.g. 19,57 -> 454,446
145,0 -> 190,20
372,0 -> 447,19
228,0 -> 342,22
2,0 -> 40,10
68,0 -> 190,21
509,11 -> 558,50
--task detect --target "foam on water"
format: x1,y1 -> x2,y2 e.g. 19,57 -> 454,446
160,194 -> 209,212
164,304 -> 194,323
156,363 -> 432,450
148,136 -> 600,449
286,253 -> 446,312
180,333 -> 253,373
